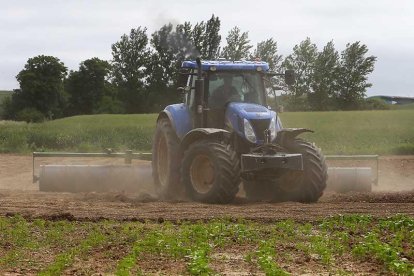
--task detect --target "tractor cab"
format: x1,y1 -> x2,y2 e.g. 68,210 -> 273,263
182,60 -> 268,107
180,60 -> 282,133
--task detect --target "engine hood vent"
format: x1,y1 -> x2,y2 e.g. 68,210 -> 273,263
226,102 -> 274,120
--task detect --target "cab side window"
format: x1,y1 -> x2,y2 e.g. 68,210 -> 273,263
186,70 -> 197,107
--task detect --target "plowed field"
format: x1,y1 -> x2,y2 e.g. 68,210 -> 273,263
0,154 -> 413,221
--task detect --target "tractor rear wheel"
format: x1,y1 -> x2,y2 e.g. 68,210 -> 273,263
152,119 -> 182,199
181,140 -> 240,203
274,138 -> 327,203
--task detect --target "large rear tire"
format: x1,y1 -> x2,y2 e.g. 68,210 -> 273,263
274,138 -> 327,203
181,140 -> 240,203
152,118 -> 182,199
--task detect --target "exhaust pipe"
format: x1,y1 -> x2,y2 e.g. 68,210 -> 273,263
193,57 -> 204,128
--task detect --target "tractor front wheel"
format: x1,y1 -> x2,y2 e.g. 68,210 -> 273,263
274,138 -> 327,203
181,140 -> 240,203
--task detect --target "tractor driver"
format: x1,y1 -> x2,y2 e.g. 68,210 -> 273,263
209,74 -> 241,109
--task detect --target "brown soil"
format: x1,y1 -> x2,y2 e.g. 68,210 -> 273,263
0,154 -> 413,275
0,154 -> 413,222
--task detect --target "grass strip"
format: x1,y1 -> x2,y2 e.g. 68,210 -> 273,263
1,110 -> 413,154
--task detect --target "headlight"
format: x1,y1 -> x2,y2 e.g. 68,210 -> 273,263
269,116 -> 277,141
243,118 -> 256,143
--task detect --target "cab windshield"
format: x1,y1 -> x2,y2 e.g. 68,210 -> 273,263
207,72 -> 266,109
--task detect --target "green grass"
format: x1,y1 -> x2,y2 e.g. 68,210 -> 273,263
0,110 -> 413,154
280,110 -> 414,154
0,215 -> 413,275
0,114 -> 156,153
395,102 -> 414,110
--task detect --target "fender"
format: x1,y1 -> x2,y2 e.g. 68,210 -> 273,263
157,110 -> 175,130
156,104 -> 192,139
181,128 -> 230,151
276,128 -> 313,146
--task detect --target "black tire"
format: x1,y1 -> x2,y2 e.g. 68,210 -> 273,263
181,140 -> 240,204
152,118 -> 182,199
274,138 -> 327,203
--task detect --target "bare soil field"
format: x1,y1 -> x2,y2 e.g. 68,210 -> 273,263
0,154 -> 413,221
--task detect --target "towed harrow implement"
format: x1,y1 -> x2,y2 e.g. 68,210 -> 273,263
33,151 -> 378,195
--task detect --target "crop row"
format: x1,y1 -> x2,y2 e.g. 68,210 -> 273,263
0,214 -> 413,275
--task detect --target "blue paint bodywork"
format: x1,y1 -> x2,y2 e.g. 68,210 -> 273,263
163,102 -> 282,144
164,104 -> 192,139
225,103 -> 282,143
225,103 -> 273,136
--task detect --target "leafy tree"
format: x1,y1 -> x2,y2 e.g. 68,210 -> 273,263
93,82 -> 124,114
150,23 -> 176,85
65,58 -> 111,115
111,27 -> 150,113
201,15 -> 221,59
221,26 -> 252,60
283,38 -> 318,110
284,38 -> 318,97
251,38 -> 283,71
1,95 -> 13,119
309,41 -> 340,110
148,22 -> 204,110
145,15 -> 221,111
191,21 -> 205,55
15,107 -> 45,123
336,42 -> 377,110
9,55 -> 67,119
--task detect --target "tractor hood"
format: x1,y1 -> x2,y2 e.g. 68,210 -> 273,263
226,103 -> 273,120
225,103 -> 280,143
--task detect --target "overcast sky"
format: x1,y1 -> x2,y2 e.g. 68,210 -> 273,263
1,0 -> 414,97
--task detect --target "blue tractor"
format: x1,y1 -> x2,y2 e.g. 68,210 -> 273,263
152,58 -> 327,203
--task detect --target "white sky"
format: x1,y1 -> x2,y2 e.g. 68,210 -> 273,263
1,0 -> 414,97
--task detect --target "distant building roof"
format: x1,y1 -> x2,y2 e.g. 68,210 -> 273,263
368,95 -> 414,105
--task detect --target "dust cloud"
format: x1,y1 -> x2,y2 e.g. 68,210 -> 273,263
0,155 -> 413,205
326,156 -> 414,193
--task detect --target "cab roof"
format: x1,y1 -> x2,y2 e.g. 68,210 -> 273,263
182,60 -> 269,72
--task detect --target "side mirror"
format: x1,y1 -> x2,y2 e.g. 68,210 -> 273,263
284,70 -> 295,86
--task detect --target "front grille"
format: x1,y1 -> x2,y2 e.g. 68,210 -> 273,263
249,119 -> 271,141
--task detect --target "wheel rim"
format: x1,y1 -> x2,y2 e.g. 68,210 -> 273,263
189,154 -> 215,194
157,134 -> 168,187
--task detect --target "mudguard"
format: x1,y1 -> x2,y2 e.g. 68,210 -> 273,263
276,128 -> 313,146
180,128 -> 230,150
157,103 -> 192,139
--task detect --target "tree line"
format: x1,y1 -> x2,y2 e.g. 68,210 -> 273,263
2,15 -> 378,122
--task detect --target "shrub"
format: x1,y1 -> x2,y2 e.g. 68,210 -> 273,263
1,96 -> 11,119
362,98 -> 390,110
15,108 -> 45,123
